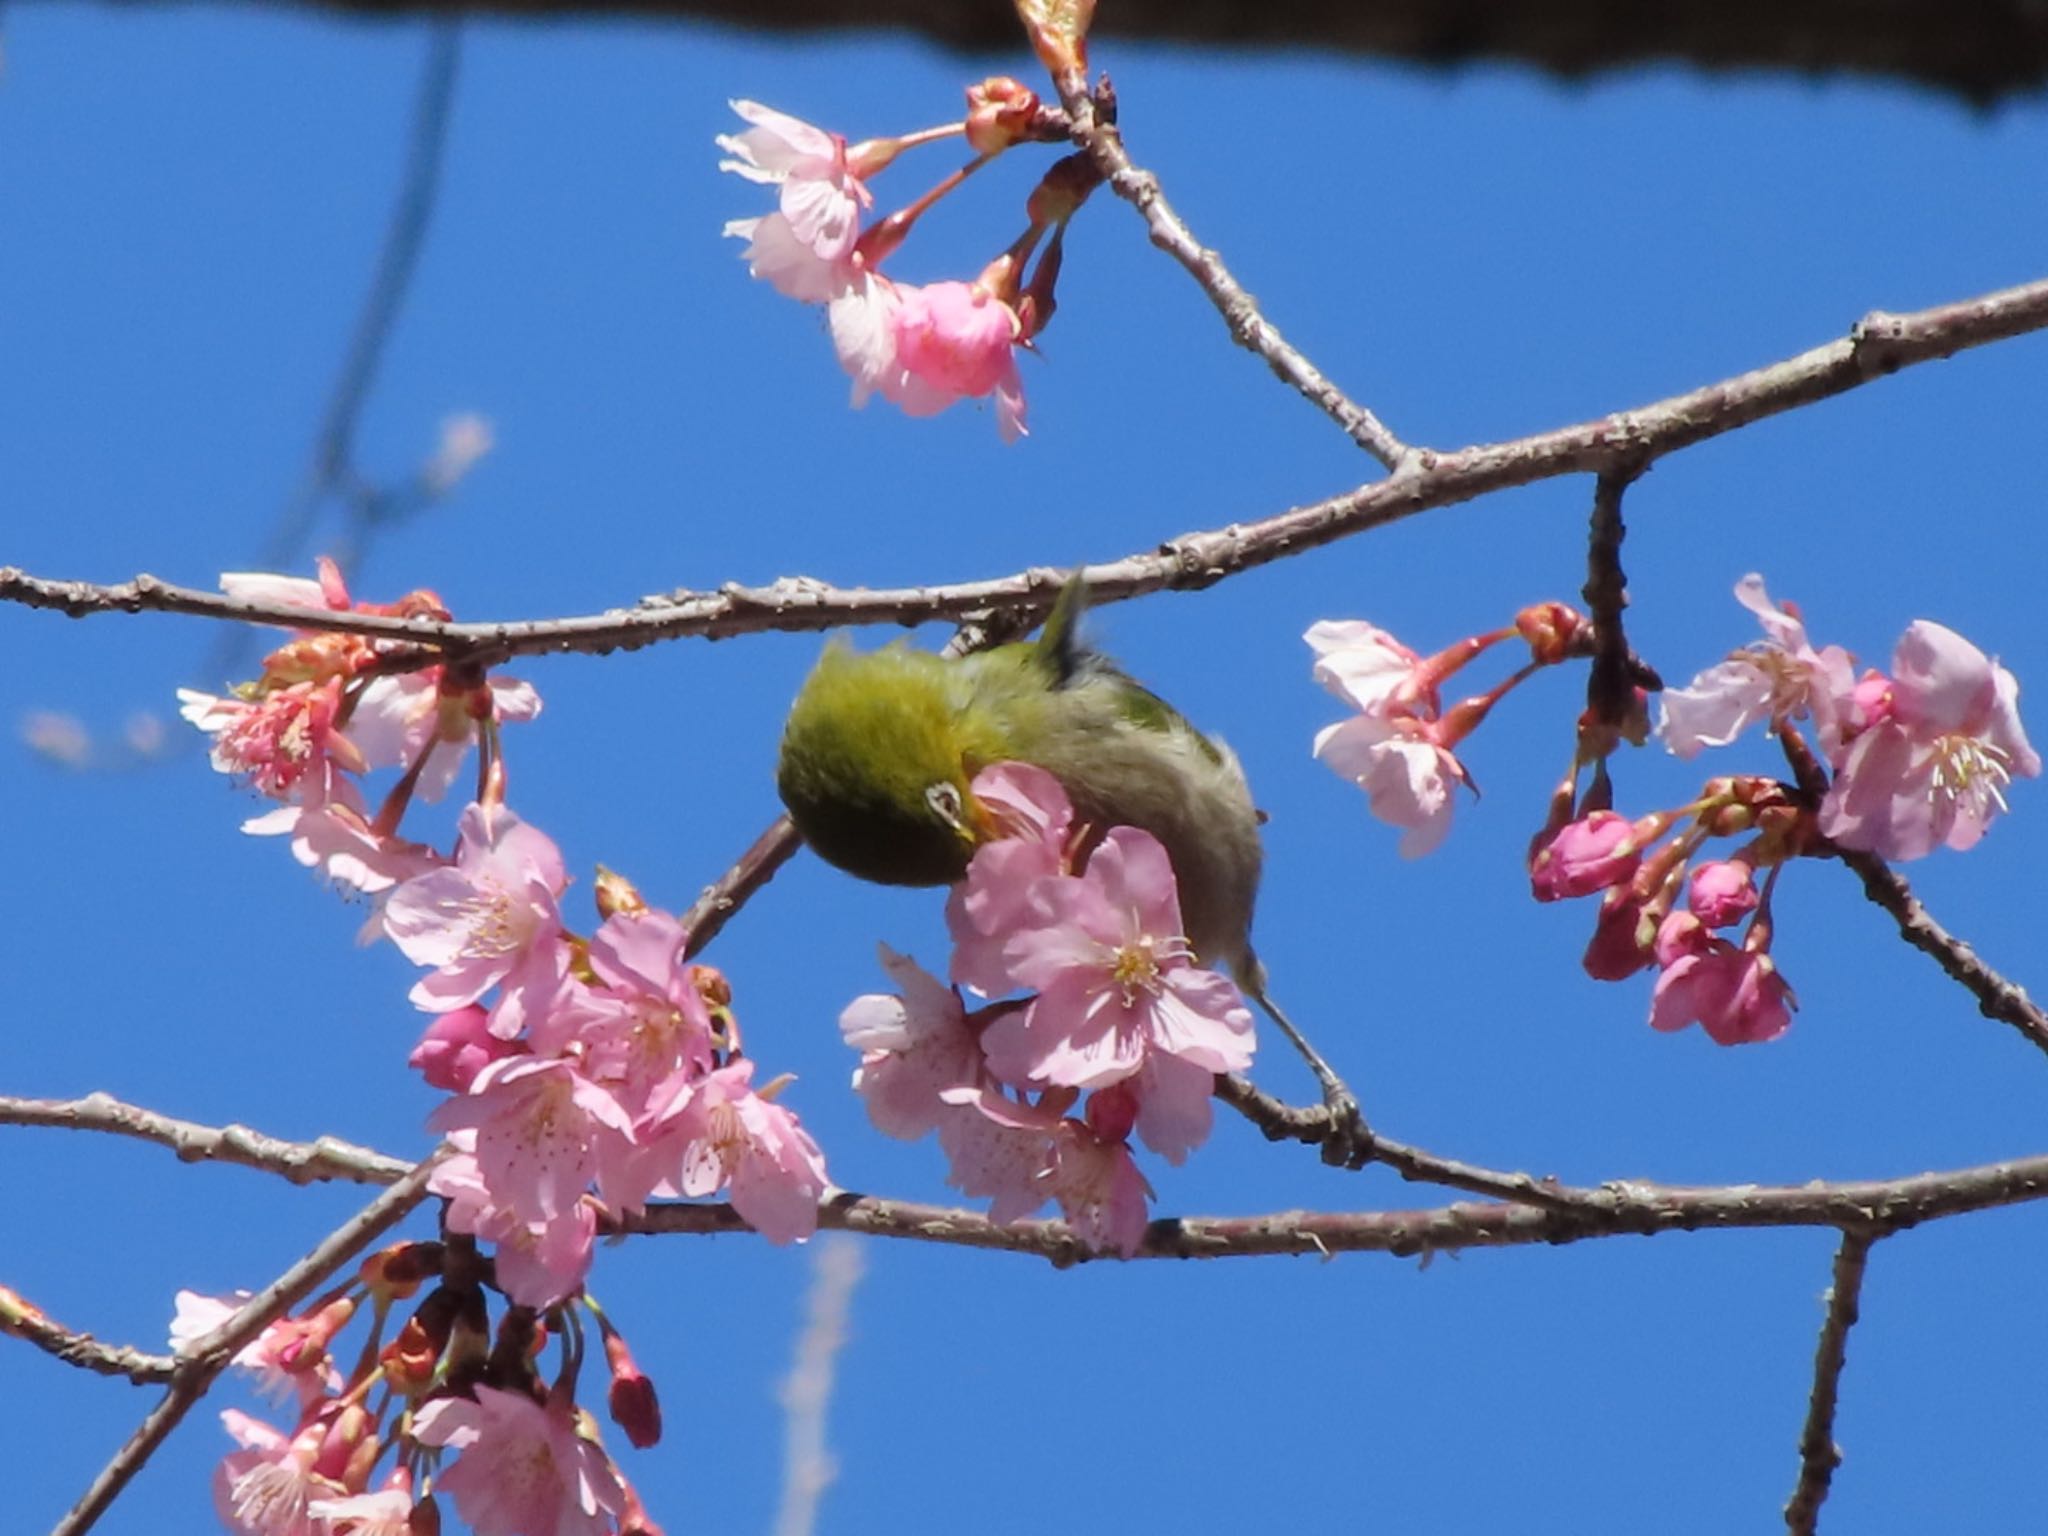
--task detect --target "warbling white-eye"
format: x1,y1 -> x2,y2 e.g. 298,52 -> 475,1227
775,579 -> 1265,982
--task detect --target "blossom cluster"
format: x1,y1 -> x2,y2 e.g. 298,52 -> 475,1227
839,763 -> 1257,1254
719,85 -> 1097,440
1312,573 -> 2036,1047
180,564 -> 832,1534
180,1249 -> 665,1536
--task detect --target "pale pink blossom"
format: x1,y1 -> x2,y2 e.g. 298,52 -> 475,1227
242,762 -> 442,895
634,1060 -> 829,1242
1648,912 -> 1794,1046
1312,713 -> 1467,857
1687,859 -> 1759,929
1305,620 -> 1435,719
942,1088 -> 1151,1255
213,1411 -> 338,1536
1658,574 -> 1857,759
428,1056 -> 639,1224
718,100 -> 868,260
980,827 -> 1255,1090
840,945 -> 990,1139
173,1293 -> 340,1406
412,1386 -> 627,1536
308,1473 -> 415,1536
220,568 -> 343,612
723,213 -> 856,303
946,761 -> 1074,995
1529,810 -> 1640,901
348,671 -> 541,802
382,803 -> 567,1019
1819,620 -> 2040,859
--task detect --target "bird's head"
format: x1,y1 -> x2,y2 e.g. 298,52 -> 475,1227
776,640 -> 999,887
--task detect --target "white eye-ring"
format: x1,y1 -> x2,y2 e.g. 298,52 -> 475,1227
924,781 -> 967,832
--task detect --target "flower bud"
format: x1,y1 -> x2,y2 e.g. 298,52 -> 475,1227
604,1331 -> 663,1450
965,76 -> 1041,154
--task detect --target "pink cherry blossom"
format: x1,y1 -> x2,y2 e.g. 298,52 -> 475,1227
1819,619 -> 2040,859
174,1294 -> 343,1407
941,1088 -> 1151,1255
1529,810 -> 1640,901
382,803 -> 567,1020
1312,713 -> 1467,857
178,678 -> 363,799
946,761 -> 1074,995
840,945 -> 990,1140
571,909 -> 719,1108
635,1060 -> 829,1242
828,273 -> 1027,439
1686,859 -> 1759,929
428,1057 -> 638,1225
413,1386 -> 627,1536
980,827 -> 1255,1090
1658,574 -> 1857,759
432,1150 -> 599,1307
1648,912 -> 1795,1046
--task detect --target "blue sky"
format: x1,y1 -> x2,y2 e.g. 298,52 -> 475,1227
6,7 -> 2048,1533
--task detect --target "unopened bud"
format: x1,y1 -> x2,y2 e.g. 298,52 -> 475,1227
1025,151 -> 1101,228
1515,601 -> 1589,665
965,76 -> 1041,154
409,1492 -> 443,1536
595,865 -> 648,919
604,1332 -> 663,1449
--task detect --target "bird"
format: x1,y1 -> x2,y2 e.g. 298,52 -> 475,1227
775,578 -> 1264,982
776,576 -> 1365,1154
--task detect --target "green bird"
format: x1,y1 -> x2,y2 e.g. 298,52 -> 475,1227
775,580 -> 1265,983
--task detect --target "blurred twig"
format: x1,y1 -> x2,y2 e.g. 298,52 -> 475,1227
771,1238 -> 866,1536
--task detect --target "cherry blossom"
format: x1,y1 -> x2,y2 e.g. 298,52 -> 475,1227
634,1060 -> 829,1243
719,100 -> 871,300
941,1087 -> 1151,1255
213,1412 -> 338,1536
946,761 -> 1074,995
1686,859 -> 1759,929
382,803 -> 567,1020
840,945 -> 990,1140
979,827 -> 1255,1090
1312,712 -> 1467,857
432,1150 -> 600,1308
428,1056 -> 639,1225
347,669 -> 541,802
1305,619 -> 1437,719
828,272 -> 1028,439
412,1386 -> 627,1536
1658,574 -> 1857,759
1819,619 -> 2040,859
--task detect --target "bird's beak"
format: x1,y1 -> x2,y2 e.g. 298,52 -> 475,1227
959,788 -> 1001,848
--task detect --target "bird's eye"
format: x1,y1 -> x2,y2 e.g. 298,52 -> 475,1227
924,782 -> 966,832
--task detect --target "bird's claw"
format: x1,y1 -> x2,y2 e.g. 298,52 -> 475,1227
1318,1085 -> 1373,1170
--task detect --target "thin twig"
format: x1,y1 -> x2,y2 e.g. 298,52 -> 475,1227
1054,74 -> 1412,469
1835,848 -> 2048,1058
52,1149 -> 446,1536
1783,1229 -> 1878,1535
0,1092 -> 411,1184
11,273 -> 2048,666
680,815 -> 804,959
0,1287 -> 174,1385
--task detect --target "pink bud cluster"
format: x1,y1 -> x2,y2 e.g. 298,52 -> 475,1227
839,763 -> 1256,1254
718,86 -> 1094,441
1306,603 -> 1590,854
1527,574 -> 2037,1045
183,1247 -> 668,1536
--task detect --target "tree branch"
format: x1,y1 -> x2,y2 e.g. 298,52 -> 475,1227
0,1287 -> 175,1385
1834,848 -> 2048,1058
125,0 -> 2048,107
9,272 -> 2048,666
1055,75 -> 1410,468
1783,1229 -> 1878,1536
0,1092 -> 412,1184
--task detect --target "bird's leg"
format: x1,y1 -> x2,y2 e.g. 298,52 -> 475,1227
1242,975 -> 1372,1169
